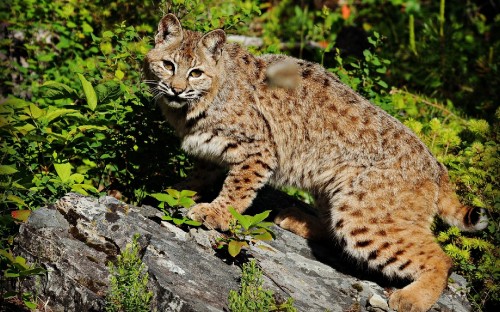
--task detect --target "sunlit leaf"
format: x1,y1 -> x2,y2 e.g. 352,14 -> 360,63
0,165 -> 18,175
7,195 -> 27,207
166,188 -> 180,198
173,218 -> 184,225
228,207 -> 252,230
95,81 -> 123,103
41,81 -> 78,99
77,73 -> 98,111
44,108 -> 80,124
184,219 -> 202,226
26,103 -> 45,119
150,193 -> 178,207
180,190 -> 197,197
228,240 -> 247,257
253,231 -> 273,241
54,162 -> 72,183
11,210 -> 31,222
178,197 -> 195,208
249,210 -> 271,227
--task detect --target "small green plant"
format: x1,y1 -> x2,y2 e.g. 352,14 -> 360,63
215,208 -> 275,258
0,249 -> 45,310
228,259 -> 296,312
149,189 -> 201,227
106,234 -> 152,312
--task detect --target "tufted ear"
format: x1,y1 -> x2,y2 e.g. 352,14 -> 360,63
199,29 -> 226,61
155,14 -> 183,46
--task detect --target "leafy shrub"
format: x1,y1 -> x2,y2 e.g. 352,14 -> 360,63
150,188 -> 201,227
228,259 -> 296,312
106,234 -> 152,312
215,208 -> 275,258
0,248 -> 45,310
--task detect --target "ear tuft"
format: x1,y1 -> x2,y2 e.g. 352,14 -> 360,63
155,14 -> 183,46
199,29 -> 226,61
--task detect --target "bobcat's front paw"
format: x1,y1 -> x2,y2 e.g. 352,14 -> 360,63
187,203 -> 231,231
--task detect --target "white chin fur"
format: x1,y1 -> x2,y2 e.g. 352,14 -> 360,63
165,99 -> 187,108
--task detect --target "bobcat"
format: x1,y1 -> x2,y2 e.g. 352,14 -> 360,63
144,14 -> 487,312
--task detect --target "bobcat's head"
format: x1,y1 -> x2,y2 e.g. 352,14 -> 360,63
144,14 -> 226,109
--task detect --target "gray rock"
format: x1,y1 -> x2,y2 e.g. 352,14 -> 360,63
368,294 -> 389,311
14,192 -> 473,312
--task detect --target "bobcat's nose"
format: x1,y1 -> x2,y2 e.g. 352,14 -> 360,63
172,86 -> 185,95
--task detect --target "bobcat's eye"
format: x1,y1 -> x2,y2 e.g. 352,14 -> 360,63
189,69 -> 203,78
163,61 -> 174,72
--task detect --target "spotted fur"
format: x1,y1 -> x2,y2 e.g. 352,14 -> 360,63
144,14 -> 488,312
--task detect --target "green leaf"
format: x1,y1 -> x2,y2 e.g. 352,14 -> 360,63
94,81 -> 123,103
44,108 -> 80,124
82,22 -> 93,34
14,256 -> 28,268
4,271 -> 20,278
253,231 -> 273,241
150,193 -> 178,207
23,300 -> 37,309
1,98 -> 30,111
184,219 -> 202,226
249,210 -> 271,227
7,195 -> 27,207
228,207 -> 252,230
102,30 -> 114,38
77,73 -> 98,111
228,240 -> 247,257
70,173 -> 85,183
173,218 -> 184,225
0,165 -> 18,175
377,80 -> 389,88
166,188 -> 180,199
178,197 -> 195,208
0,249 -> 15,262
161,214 -> 173,221
115,69 -> 125,80
11,210 -> 31,222
26,103 -> 45,119
54,162 -> 72,183
3,291 -> 17,299
70,184 -> 98,196
180,190 -> 197,197
41,81 -> 77,99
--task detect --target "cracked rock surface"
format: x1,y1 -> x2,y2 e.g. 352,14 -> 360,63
15,193 -> 472,311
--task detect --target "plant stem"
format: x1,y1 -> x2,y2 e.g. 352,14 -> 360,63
409,14 -> 417,55
439,0 -> 445,38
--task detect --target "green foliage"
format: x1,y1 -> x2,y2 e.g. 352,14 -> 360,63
228,260 -> 296,312
150,188 -> 201,227
164,0 -> 261,32
216,208 -> 275,258
106,234 -> 152,312
0,248 -> 45,310
437,226 -> 499,308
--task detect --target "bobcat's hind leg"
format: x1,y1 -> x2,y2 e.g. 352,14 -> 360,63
343,221 -> 452,312
387,237 -> 452,312
274,195 -> 330,240
334,176 -> 451,312
274,207 -> 328,240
